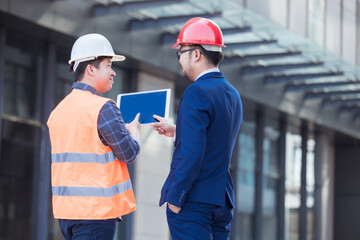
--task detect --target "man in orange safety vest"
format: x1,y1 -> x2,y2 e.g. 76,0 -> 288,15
47,33 -> 141,239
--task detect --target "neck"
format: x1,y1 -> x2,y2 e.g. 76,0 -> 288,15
78,78 -> 98,92
193,64 -> 217,79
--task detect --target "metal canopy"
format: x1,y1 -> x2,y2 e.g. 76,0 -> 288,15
305,89 -> 360,99
285,79 -> 359,91
241,61 -> 324,74
129,12 -> 222,30
66,0 -> 360,137
264,71 -> 344,84
93,0 -> 189,16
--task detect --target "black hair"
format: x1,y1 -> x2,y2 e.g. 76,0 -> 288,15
70,56 -> 111,82
192,45 -> 223,66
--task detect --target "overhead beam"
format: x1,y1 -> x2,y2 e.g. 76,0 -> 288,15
339,103 -> 360,110
223,50 -> 302,64
285,79 -> 359,91
225,39 -> 277,50
338,104 -> 360,117
354,112 -> 360,121
264,71 -> 344,84
323,96 -> 360,106
93,0 -> 188,17
129,12 -> 222,30
222,26 -> 252,34
305,89 -> 360,99
241,61 -> 323,74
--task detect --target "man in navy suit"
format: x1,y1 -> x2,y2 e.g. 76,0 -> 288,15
151,17 -> 243,240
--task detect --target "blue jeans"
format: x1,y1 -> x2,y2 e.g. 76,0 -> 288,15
59,219 -> 116,240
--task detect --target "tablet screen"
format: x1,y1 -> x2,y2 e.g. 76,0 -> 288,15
117,89 -> 171,124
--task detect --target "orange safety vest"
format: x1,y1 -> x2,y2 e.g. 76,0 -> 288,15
47,89 -> 136,220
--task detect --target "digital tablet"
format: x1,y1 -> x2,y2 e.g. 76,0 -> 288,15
116,89 -> 171,124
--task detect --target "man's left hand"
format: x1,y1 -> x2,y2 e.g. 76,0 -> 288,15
168,203 -> 181,214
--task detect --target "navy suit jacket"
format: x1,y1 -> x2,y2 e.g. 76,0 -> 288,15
159,72 -> 243,208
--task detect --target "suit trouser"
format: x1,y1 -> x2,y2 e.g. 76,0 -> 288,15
166,199 -> 234,240
59,219 -> 116,240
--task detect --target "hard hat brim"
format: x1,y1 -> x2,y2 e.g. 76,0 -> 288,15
170,43 -> 181,50
111,55 -> 126,62
170,43 -> 224,52
68,54 -> 126,64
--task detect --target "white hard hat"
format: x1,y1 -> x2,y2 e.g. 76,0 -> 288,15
69,33 -> 125,71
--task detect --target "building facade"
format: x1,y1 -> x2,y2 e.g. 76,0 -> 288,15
0,1 -> 360,240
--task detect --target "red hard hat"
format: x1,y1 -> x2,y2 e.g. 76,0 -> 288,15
171,17 -> 225,52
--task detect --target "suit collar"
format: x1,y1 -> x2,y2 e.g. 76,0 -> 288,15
196,71 -> 225,82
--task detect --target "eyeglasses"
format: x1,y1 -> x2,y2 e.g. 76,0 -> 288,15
176,48 -> 197,60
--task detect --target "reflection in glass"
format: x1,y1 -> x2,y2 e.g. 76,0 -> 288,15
285,133 -> 315,240
0,119 -> 39,240
1,31 -> 44,240
3,41 -> 42,121
262,125 -> 280,240
236,120 -> 256,240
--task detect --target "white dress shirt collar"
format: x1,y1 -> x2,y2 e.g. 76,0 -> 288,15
195,67 -> 220,81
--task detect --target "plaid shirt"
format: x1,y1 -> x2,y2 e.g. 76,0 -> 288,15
72,82 -> 140,164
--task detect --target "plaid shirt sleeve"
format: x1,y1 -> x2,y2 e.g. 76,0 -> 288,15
97,100 -> 140,164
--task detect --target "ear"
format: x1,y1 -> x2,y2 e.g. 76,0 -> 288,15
193,49 -> 202,62
85,64 -> 95,76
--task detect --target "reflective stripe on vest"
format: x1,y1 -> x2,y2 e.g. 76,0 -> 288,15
51,152 -> 117,164
47,89 -> 136,220
52,180 -> 132,197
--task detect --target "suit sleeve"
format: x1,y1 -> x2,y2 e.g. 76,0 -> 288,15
166,84 -> 211,207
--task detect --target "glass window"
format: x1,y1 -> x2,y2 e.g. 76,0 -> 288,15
284,130 -> 316,240
3,63 -> 37,119
342,6 -> 356,64
289,0 -> 307,36
248,0 -> 287,27
262,121 -> 280,240
326,1 -> 341,54
0,117 -> 40,240
308,0 -> 325,47
3,33 -> 45,121
235,110 -> 256,240
1,31 -> 44,240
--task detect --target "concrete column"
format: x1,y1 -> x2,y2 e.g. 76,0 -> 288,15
314,132 -> 334,240
132,71 -> 175,240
